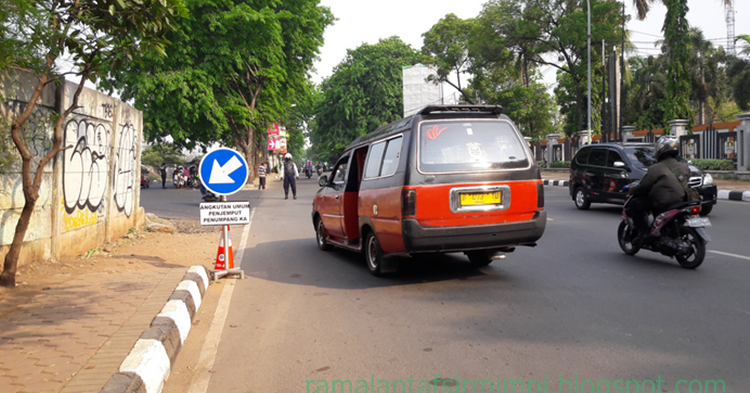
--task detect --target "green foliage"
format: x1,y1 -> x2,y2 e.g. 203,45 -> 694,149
421,14 -> 477,103
690,159 -> 735,171
475,0 -> 625,134
141,143 -> 185,167
550,160 -> 570,168
310,37 -> 420,160
623,56 -> 668,130
492,83 -> 556,139
662,0 -> 693,128
102,0 -> 333,159
728,58 -> 750,111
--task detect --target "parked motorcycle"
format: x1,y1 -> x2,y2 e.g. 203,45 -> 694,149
618,186 -> 711,269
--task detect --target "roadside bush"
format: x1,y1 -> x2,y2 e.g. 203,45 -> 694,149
690,159 -> 735,171
550,160 -> 570,168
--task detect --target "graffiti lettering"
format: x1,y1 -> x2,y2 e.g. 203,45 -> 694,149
62,118 -> 111,215
101,103 -> 114,119
113,123 -> 136,217
61,199 -> 99,231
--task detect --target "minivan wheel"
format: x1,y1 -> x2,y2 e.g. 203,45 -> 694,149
467,251 -> 492,267
364,232 -> 384,276
699,203 -> 713,216
574,187 -> 591,210
315,218 -> 333,251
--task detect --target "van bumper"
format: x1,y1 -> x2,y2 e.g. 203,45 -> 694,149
401,211 -> 547,253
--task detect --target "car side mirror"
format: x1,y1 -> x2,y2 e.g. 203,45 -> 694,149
613,161 -> 629,171
318,175 -> 328,187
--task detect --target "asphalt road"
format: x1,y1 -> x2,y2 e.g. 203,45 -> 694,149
145,179 -> 750,392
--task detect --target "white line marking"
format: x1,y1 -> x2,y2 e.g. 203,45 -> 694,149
708,250 -> 750,261
187,208 -> 254,393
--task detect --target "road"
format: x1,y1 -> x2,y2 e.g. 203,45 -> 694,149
143,180 -> 750,392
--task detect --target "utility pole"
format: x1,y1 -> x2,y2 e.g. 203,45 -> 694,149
601,40 -> 607,142
619,1 -> 625,143
587,0 -> 592,144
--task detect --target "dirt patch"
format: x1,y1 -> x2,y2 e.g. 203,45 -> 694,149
0,217 -> 223,315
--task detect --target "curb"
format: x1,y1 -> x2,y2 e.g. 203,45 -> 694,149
99,266 -> 210,393
717,190 -> 750,202
543,179 -> 750,203
542,179 -> 569,187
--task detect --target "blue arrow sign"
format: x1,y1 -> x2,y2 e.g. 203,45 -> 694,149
199,148 -> 249,196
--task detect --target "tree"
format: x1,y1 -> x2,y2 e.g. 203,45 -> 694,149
103,0 -> 333,179
476,0 -> 625,134
310,37 -> 421,159
622,55 -> 668,130
421,14 -> 477,104
141,143 -> 185,167
0,0 -> 188,287
632,0 -> 733,127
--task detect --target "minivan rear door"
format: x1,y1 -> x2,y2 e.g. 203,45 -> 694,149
584,148 -> 608,200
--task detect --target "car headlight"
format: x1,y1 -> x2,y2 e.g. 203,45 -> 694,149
703,173 -> 714,185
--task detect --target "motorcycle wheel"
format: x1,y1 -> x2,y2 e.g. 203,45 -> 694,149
676,227 -> 705,269
617,220 -> 640,255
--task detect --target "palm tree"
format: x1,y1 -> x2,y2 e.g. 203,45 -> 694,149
632,0 -> 734,127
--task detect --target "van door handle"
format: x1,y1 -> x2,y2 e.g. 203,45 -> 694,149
335,195 -> 339,200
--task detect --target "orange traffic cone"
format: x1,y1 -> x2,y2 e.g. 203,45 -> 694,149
214,225 -> 234,270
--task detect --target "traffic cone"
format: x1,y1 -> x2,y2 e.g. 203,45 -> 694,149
214,225 -> 234,270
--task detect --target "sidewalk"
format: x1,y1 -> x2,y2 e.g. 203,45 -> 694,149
0,220 -> 220,393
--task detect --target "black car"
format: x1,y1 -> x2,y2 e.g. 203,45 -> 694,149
569,143 -> 717,215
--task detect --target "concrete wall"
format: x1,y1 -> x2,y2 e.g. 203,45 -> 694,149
0,70 -> 144,266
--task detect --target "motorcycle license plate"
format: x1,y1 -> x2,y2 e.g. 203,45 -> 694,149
685,217 -> 711,227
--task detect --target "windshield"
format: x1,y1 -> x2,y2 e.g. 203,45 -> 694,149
624,146 -> 657,170
418,120 -> 529,173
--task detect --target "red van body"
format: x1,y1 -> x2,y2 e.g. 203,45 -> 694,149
312,105 -> 546,275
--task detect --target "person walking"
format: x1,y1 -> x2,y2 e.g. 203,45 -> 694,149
258,161 -> 267,190
159,162 -> 167,189
280,153 -> 298,199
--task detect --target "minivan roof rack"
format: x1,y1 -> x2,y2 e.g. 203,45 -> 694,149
419,105 -> 503,115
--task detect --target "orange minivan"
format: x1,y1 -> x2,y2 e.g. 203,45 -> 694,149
312,105 -> 546,275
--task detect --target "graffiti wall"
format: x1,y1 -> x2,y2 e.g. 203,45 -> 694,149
0,70 -> 144,265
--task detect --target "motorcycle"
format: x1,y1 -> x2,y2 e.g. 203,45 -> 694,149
304,167 -> 313,179
618,184 -> 711,269
316,167 -> 323,176
173,167 -> 185,189
202,191 -> 219,202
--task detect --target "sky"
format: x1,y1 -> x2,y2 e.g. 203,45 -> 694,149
312,0 -> 750,88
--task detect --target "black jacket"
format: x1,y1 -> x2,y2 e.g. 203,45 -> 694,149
629,156 -> 690,210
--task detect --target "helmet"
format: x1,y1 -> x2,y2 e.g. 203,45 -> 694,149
284,153 -> 292,160
654,136 -> 679,160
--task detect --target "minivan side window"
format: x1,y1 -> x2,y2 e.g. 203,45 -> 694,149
363,136 -> 402,179
587,148 -> 607,167
380,137 -> 402,176
332,157 -> 349,189
575,148 -> 591,165
363,142 -> 386,179
606,150 -> 624,167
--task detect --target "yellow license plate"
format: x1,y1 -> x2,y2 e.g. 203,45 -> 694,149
460,191 -> 502,206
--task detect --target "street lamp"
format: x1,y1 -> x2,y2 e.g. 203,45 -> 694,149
587,0 -> 591,145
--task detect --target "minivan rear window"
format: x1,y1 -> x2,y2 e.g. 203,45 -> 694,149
418,120 -> 528,173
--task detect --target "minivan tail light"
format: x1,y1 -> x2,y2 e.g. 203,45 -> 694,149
537,182 -> 545,208
402,189 -> 416,217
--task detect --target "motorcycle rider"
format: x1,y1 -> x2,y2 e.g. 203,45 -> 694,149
280,153 -> 299,199
626,136 -> 691,244
304,160 -> 313,177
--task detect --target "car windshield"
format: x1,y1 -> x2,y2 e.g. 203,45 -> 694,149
624,146 -> 657,170
418,119 -> 529,173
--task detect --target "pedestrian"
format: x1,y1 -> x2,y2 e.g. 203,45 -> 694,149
159,162 -> 167,188
280,153 -> 298,199
258,161 -> 267,190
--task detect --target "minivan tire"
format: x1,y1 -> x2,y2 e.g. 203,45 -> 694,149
574,186 -> 591,210
699,203 -> 713,216
315,218 -> 333,251
364,232 -> 384,276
